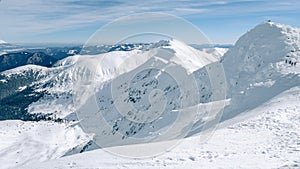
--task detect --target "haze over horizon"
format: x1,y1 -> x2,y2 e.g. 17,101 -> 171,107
0,0 -> 300,44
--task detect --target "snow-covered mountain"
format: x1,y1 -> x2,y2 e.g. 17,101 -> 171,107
0,22 -> 299,168
220,22 -> 300,120
24,39 -> 223,120
188,22 -> 300,136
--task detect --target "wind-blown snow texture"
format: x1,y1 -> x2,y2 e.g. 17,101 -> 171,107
0,22 -> 299,169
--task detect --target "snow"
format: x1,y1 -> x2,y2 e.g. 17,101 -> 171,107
164,39 -> 218,74
27,94 -> 75,119
56,49 -> 150,82
214,47 -> 228,56
17,86 -> 27,91
218,22 -> 300,123
18,86 -> 300,169
67,50 -> 77,55
0,121 -> 91,169
0,79 -> 7,83
2,64 -> 49,77
222,22 -> 299,77
252,79 -> 275,87
0,51 -> 7,56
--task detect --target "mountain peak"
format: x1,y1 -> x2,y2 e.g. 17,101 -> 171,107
229,22 -> 300,63
221,21 -> 300,90
257,21 -> 300,35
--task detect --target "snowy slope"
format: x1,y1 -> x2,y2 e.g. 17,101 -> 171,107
0,120 -> 91,169
2,64 -> 51,77
19,86 -> 300,169
187,22 -> 300,137
163,39 -> 218,73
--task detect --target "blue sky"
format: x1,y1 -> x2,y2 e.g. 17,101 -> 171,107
0,0 -> 300,44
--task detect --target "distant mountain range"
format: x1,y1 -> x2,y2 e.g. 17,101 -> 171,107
0,41 -> 231,72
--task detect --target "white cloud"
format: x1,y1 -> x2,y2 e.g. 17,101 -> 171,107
0,0 -> 216,36
0,0 -> 299,43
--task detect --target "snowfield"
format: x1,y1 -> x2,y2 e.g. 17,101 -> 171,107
0,121 -> 91,169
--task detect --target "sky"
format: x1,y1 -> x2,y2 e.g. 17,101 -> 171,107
0,0 -> 300,44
